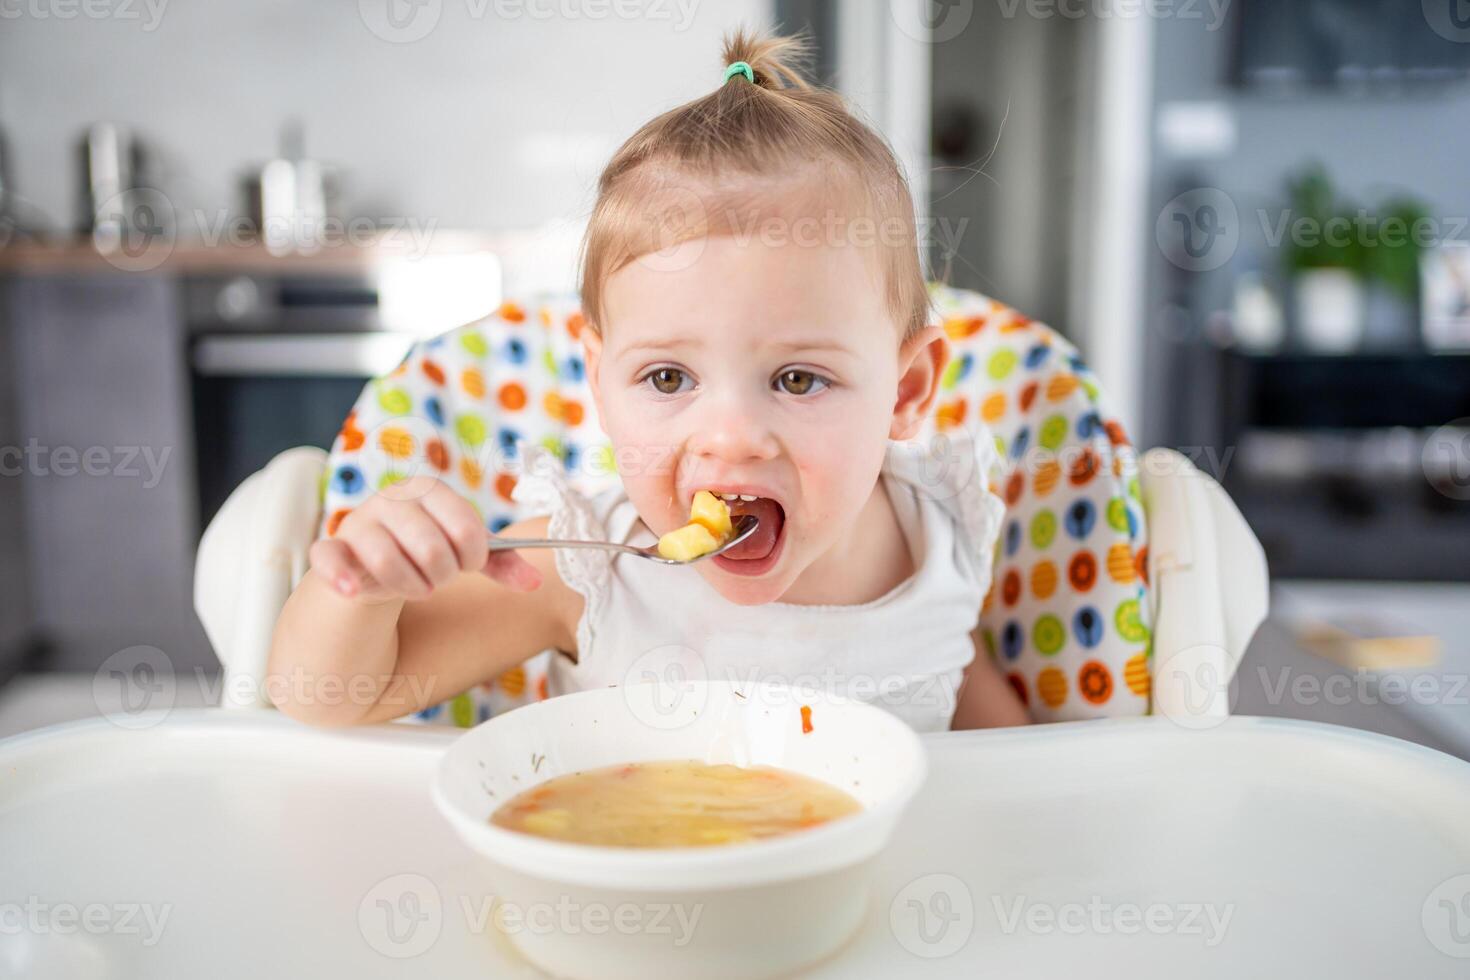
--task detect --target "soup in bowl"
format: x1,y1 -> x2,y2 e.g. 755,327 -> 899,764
432,681 -> 926,979
491,759 -> 864,847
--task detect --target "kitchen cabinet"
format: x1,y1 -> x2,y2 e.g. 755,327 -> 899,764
3,273 -> 212,673
0,281 -> 36,679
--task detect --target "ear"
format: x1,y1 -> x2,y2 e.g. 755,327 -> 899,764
889,324 -> 947,441
579,323 -> 605,415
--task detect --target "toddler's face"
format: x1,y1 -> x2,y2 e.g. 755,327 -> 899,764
584,233 -> 939,605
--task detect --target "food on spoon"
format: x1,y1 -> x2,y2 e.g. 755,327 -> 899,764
689,490 -> 733,539
490,759 -> 862,847
657,522 -> 721,561
657,491 -> 733,560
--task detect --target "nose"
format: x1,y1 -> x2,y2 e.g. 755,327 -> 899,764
684,389 -> 780,465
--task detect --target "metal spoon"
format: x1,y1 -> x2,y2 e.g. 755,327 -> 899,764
486,515 -> 760,566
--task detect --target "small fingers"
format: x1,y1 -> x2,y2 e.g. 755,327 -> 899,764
482,548 -> 544,592
380,503 -> 460,589
420,484 -> 491,573
352,522 -> 434,600
309,538 -> 368,598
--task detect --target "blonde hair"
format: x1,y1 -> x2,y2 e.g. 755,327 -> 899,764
578,28 -> 930,338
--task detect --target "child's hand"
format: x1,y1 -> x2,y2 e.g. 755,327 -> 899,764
309,476 -> 543,603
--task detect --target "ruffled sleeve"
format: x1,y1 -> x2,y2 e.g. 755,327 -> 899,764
884,427 -> 1006,585
510,445 -> 615,658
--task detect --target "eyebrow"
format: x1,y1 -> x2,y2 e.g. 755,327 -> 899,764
767,339 -> 858,356
617,336 -> 857,360
613,338 -> 702,365
617,337 -> 701,356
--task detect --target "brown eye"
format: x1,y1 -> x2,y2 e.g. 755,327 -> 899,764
647,367 -> 688,395
775,369 -> 826,395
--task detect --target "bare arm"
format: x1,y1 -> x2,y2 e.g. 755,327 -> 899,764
267,477 -> 580,726
950,628 -> 1031,729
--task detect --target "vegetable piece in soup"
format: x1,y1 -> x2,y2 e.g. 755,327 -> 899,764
490,759 -> 862,847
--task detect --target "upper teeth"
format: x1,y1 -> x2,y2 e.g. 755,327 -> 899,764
718,493 -> 758,502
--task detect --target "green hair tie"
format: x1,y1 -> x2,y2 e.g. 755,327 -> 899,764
723,60 -> 755,85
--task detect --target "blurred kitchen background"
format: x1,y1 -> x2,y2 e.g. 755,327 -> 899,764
1,1 -> 1468,752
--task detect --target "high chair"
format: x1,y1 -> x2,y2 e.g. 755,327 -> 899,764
195,286 -> 1268,726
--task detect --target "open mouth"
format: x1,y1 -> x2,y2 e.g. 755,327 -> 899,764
701,491 -> 787,575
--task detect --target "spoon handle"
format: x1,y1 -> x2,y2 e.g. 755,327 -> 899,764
486,536 -> 647,558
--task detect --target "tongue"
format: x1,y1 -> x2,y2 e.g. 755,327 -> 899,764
724,498 -> 783,560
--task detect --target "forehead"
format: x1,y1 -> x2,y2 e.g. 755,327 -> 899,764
602,233 -> 893,353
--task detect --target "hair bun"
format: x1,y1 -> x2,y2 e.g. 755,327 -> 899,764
580,26 -> 931,340
721,27 -> 813,91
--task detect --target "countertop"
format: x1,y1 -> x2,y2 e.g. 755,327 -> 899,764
0,231 -> 512,276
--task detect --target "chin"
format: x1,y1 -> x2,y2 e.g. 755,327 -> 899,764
696,535 -> 803,605
703,572 -> 793,606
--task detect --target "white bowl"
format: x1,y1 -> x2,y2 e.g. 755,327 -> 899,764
432,680 -> 927,979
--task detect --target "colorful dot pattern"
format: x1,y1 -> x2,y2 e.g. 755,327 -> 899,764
923,285 -> 1153,721
319,298 -> 613,726
319,286 -> 1151,726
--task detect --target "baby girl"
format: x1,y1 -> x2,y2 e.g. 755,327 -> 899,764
268,29 -> 1029,732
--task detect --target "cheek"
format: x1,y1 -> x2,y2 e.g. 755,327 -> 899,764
788,401 -> 891,526
596,390 -> 687,530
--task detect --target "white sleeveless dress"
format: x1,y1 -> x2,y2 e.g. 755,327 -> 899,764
513,435 -> 1005,732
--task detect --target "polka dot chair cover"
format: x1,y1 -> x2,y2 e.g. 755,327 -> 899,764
319,296 -> 616,727
319,287 -> 1151,726
925,285 -> 1151,721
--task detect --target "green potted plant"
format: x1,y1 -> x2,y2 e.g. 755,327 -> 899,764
1282,165 -> 1366,352
1361,196 -> 1429,347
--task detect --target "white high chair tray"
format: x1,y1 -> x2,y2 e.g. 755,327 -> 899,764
2,711 -> 1468,978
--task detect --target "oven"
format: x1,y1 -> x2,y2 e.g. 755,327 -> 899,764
186,259 -> 500,527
